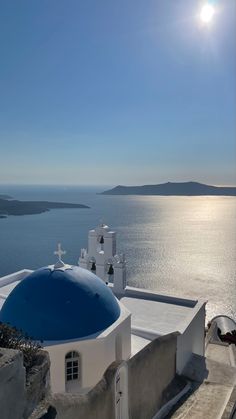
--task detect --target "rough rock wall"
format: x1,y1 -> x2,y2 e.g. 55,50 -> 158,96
0,348 -> 26,419
0,348 -> 50,419
24,351 -> 51,419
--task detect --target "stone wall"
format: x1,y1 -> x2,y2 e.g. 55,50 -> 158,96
0,347 -> 50,419
128,333 -> 178,419
52,332 -> 178,419
24,351 -> 51,418
52,363 -> 118,419
0,348 -> 26,419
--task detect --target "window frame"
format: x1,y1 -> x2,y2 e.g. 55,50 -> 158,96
65,351 -> 81,385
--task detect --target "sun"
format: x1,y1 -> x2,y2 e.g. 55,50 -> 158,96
200,3 -> 215,24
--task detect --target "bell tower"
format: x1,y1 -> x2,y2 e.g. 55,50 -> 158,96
79,223 -> 126,294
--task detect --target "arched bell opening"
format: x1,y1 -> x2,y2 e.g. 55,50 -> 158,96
105,259 -> 114,285
89,257 -> 96,273
97,235 -> 104,252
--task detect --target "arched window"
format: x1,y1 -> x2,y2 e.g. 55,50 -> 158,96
65,351 -> 80,383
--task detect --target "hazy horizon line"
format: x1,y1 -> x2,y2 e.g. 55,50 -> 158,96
0,180 -> 236,188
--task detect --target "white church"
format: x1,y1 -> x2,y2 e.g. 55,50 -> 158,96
0,223 -> 206,418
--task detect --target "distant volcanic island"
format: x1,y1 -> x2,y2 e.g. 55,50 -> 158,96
101,182 -> 236,196
0,195 -> 89,217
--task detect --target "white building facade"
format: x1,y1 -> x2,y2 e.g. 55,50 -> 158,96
46,301 -> 131,393
79,223 -> 127,295
0,223 -> 206,406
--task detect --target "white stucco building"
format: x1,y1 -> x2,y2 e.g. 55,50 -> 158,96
0,248 -> 131,394
79,223 -> 127,295
0,223 -> 206,413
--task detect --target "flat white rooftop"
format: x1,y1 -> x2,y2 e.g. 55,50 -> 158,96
121,296 -> 194,336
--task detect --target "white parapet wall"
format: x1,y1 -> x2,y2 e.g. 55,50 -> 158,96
176,302 -> 206,374
0,270 -> 33,308
45,303 -> 131,394
0,269 -> 33,287
119,286 -> 206,375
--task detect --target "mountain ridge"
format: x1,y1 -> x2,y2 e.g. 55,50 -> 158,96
0,198 -> 90,216
101,181 -> 236,196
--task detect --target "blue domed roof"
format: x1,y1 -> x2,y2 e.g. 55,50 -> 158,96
0,266 -> 120,342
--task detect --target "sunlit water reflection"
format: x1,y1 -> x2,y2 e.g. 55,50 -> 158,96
0,186 -> 235,322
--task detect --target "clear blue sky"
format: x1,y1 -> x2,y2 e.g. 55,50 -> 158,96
0,0 -> 235,186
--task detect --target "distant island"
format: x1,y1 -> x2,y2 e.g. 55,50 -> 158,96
0,197 -> 89,217
101,181 -> 236,196
0,194 -> 13,200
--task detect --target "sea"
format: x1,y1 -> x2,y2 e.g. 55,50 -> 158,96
0,185 -> 235,322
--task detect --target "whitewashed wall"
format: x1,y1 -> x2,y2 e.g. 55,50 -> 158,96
46,308 -> 131,393
176,303 -> 206,373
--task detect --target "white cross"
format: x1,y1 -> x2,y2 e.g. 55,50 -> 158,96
54,243 -> 66,262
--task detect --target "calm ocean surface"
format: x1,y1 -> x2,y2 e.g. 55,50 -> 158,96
0,185 -> 235,321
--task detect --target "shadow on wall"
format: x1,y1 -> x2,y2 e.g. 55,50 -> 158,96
38,406 -> 57,419
51,332 -> 180,419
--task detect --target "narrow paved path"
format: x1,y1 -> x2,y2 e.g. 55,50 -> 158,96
170,347 -> 236,419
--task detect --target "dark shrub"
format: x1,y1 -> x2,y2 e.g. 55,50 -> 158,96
0,322 -> 41,372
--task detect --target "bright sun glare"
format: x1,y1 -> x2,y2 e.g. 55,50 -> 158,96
200,3 -> 215,23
